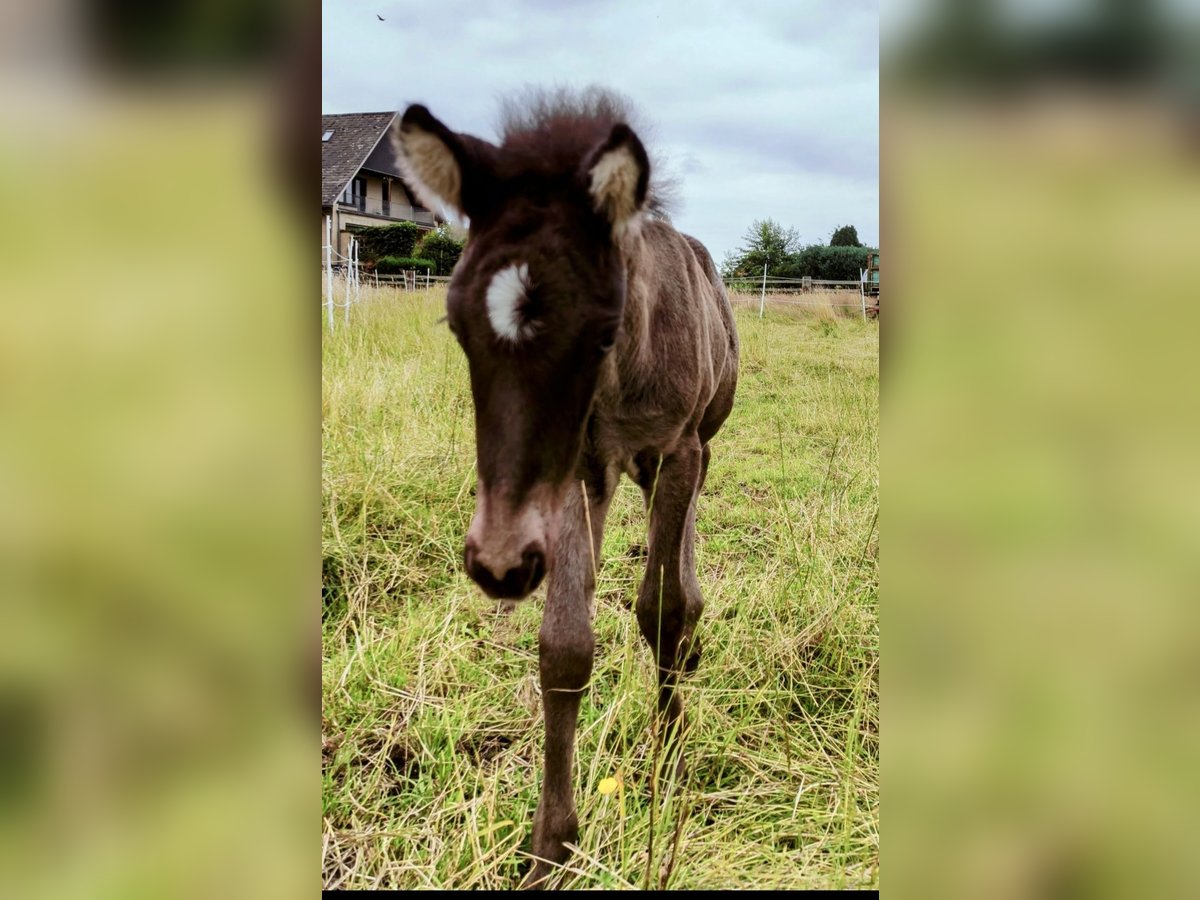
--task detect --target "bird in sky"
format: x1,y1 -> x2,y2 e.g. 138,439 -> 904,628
377,14 -> 385,21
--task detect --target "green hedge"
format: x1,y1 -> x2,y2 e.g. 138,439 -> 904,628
727,245 -> 876,282
375,256 -> 435,274
353,222 -> 425,262
790,245 -> 875,281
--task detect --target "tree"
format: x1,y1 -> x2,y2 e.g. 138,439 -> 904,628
722,219 -> 801,277
830,225 -> 863,247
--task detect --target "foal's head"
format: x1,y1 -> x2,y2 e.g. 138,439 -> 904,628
394,98 -> 651,600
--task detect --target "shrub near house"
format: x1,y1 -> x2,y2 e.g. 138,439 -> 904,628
354,223 -> 466,276
353,222 -> 426,264
413,227 -> 465,276
375,256 -> 435,274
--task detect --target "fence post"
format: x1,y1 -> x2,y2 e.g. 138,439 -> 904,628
344,237 -> 352,325
859,268 -> 867,321
759,264 -> 767,319
325,215 -> 334,331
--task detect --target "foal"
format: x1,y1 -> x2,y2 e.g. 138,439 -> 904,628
394,89 -> 738,888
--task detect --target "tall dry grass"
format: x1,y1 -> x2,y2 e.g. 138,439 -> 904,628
726,289 -> 869,320
322,287 -> 878,889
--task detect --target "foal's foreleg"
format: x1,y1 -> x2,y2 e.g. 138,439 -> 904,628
635,437 -> 704,735
524,470 -> 613,889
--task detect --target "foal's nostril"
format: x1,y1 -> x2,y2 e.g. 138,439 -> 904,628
463,540 -> 547,599
522,543 -> 547,593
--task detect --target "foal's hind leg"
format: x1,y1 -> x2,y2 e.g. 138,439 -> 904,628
523,464 -> 615,889
678,442 -> 711,674
635,436 -> 705,735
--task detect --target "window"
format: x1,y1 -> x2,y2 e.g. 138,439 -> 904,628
322,129 -> 334,142
381,179 -> 391,216
341,176 -> 366,210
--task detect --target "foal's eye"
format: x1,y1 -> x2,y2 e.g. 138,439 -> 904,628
519,291 -> 544,324
597,330 -> 617,355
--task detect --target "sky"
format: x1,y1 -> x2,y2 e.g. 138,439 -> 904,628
323,0 -> 878,264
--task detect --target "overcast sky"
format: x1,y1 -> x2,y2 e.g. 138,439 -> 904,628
323,0 -> 878,263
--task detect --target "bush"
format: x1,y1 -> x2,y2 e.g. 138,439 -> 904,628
413,227 -> 465,276
723,219 -> 876,282
791,245 -> 875,281
353,222 -> 426,262
375,256 -> 435,274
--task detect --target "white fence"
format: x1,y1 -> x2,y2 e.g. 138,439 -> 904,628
366,271 -> 452,290
722,266 -> 877,320
322,215 -> 452,329
323,215 -> 360,329
723,275 -> 862,293
322,220 -> 878,327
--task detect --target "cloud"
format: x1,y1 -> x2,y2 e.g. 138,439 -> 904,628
323,0 -> 878,258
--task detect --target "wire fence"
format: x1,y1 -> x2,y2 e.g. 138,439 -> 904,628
323,215 -> 455,329
320,261 -> 448,329
723,266 -> 879,319
322,217 -> 879,327
722,275 -> 861,293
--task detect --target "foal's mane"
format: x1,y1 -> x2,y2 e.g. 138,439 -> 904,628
495,85 -> 678,219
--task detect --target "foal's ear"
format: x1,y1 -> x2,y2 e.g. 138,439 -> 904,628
393,105 -> 495,220
584,123 -> 650,234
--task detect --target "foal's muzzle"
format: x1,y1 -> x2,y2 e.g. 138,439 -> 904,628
464,539 -> 547,599
462,484 -> 558,600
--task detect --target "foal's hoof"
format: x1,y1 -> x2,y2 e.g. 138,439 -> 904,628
519,862 -> 553,891
683,636 -> 702,674
520,809 -> 576,889
672,749 -> 689,782
520,847 -> 569,890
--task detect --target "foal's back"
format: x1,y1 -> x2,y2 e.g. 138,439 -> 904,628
601,217 -> 738,458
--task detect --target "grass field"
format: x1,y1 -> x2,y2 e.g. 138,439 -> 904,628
321,285 -> 879,890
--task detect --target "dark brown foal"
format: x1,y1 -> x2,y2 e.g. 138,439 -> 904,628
392,86 -> 738,888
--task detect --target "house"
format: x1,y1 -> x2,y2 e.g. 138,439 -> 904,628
864,250 -> 880,292
864,249 -> 880,318
321,111 -> 440,258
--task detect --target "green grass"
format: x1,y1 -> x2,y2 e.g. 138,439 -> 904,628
322,286 -> 878,890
